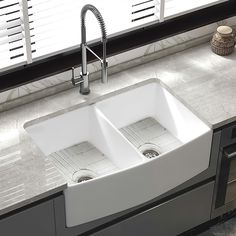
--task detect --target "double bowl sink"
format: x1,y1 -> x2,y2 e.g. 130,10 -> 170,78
24,79 -> 212,227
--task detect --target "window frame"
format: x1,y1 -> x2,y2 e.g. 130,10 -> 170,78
0,0 -> 235,92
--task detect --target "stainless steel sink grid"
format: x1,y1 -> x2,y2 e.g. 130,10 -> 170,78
120,117 -> 182,155
49,141 -> 119,184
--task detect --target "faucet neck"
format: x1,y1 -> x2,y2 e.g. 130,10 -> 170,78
77,4 -> 108,95
81,4 -> 107,44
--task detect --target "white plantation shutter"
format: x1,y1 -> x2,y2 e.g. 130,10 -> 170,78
131,0 -> 229,21
0,0 -> 230,71
29,0 -> 167,61
28,0 -> 82,60
28,0 -> 135,60
164,0 -> 229,20
131,0 -> 160,25
0,0 -> 30,72
26,0 -> 232,61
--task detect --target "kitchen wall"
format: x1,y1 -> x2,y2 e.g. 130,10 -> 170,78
0,16 -> 236,112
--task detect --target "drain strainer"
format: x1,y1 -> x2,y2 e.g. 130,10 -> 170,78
138,143 -> 160,159
142,149 -> 159,159
72,169 -> 97,183
76,176 -> 93,183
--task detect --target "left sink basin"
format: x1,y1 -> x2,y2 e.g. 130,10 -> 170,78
24,105 -> 143,226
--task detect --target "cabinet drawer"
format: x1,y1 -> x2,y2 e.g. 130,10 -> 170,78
93,182 -> 214,236
0,200 -> 56,236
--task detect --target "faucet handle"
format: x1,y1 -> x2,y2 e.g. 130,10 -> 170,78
71,67 -> 84,86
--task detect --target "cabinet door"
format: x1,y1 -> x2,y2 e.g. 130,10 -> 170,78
0,200 -> 56,236
93,182 -> 214,236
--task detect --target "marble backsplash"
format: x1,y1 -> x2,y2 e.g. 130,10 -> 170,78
0,16 -> 236,112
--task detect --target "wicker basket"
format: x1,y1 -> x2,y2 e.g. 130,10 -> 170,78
211,26 -> 235,56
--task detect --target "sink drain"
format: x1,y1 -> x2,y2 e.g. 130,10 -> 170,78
138,143 -> 160,159
142,149 -> 160,159
72,169 -> 97,183
77,176 -> 93,182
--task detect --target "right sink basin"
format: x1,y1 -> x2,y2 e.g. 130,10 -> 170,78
97,79 -> 210,150
95,78 -> 212,214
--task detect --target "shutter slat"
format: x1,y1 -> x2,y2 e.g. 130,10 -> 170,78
132,1 -> 156,12
0,25 -> 23,38
132,8 -> 156,20
0,18 -> 22,30
0,33 -> 24,45
0,0 -> 19,9
0,4 -> 21,15
1,10 -> 22,22
0,40 -> 24,55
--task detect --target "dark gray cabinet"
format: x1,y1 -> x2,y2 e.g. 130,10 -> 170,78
54,181 -> 214,236
0,180 -> 214,236
92,182 -> 214,236
0,199 -> 56,236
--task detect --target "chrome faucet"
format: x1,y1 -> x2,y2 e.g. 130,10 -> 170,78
72,4 -> 108,95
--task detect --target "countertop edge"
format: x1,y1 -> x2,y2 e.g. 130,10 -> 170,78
0,183 -> 67,217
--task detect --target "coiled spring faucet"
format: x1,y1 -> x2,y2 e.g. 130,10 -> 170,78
72,4 -> 108,95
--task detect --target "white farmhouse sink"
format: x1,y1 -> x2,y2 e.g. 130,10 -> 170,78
25,79 -> 212,227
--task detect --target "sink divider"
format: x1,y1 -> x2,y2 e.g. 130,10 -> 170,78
91,106 -> 145,169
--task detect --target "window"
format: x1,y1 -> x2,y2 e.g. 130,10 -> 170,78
0,0 -> 231,73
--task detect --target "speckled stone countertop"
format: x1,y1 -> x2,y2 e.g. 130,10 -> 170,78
0,42 -> 236,216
